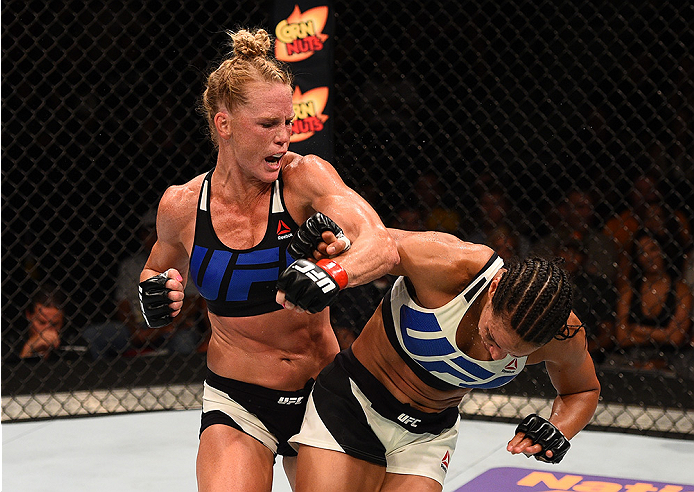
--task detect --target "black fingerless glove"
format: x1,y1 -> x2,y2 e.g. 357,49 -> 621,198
515,414 -> 571,464
277,258 -> 348,313
288,212 -> 350,259
138,272 -> 173,328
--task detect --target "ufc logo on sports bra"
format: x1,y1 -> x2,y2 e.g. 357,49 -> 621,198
190,246 -> 294,302
397,413 -> 421,428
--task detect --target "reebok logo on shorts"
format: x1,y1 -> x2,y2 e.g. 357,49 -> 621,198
278,396 -> 304,405
441,450 -> 450,472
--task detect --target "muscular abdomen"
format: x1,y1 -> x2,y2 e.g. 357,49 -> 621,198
206,308 -> 339,391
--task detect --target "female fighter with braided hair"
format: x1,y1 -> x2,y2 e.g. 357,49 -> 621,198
138,28 -> 398,491
290,229 -> 600,492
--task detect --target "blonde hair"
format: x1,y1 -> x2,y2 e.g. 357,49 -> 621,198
201,28 -> 293,147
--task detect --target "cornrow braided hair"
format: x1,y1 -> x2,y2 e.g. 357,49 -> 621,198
491,257 -> 576,345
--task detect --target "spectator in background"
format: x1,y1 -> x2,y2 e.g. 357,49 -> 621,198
82,211 -> 208,359
486,225 -> 522,263
604,170 -> 691,285
534,188 -> 617,282
611,201 -> 692,295
611,231 -> 692,373
413,172 -> 462,235
19,285 -> 66,360
389,207 -> 426,232
686,247 -> 694,305
640,202 -> 690,274
552,239 -> 617,363
468,186 -> 530,258
672,246 -> 694,380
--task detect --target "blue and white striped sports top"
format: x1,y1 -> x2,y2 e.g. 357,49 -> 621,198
382,253 -> 527,390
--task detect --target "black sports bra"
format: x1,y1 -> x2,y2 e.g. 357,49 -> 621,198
188,169 -> 299,317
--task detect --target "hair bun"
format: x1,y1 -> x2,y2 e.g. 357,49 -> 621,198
229,29 -> 271,59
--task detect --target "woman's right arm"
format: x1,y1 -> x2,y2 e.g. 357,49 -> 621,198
386,228 -> 494,305
140,184 -> 197,318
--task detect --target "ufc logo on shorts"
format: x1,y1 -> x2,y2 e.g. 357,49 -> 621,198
278,396 -> 304,405
397,413 -> 421,428
293,263 -> 336,293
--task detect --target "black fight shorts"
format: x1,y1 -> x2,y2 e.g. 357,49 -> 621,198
200,369 -> 314,457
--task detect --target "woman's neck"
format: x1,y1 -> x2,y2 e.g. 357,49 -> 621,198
211,162 -> 271,206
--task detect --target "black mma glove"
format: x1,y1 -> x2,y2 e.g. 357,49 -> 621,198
288,212 -> 351,259
515,414 -> 571,464
138,272 -> 174,328
277,258 -> 348,313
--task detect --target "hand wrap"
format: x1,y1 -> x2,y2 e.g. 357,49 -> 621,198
138,272 -> 174,328
277,258 -> 348,313
515,414 -> 570,464
288,212 -> 351,259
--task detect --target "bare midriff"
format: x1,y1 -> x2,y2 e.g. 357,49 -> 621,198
206,307 -> 339,391
351,303 -> 472,414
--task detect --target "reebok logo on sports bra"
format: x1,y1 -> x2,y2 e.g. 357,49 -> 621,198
277,220 -> 292,239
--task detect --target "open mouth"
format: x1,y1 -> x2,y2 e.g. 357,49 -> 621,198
265,153 -> 284,164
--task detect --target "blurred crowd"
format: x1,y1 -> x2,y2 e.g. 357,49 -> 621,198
5,169 -> 693,382
368,169 -> 693,380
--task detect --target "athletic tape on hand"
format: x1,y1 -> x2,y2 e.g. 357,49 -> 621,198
334,231 -> 351,255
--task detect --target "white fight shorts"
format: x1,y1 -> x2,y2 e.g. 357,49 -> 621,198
289,349 -> 459,485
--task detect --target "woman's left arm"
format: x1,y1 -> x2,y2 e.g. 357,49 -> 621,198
529,313 -> 601,440
283,154 -> 399,287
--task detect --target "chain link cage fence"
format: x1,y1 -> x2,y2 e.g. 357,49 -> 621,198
2,1 -> 693,438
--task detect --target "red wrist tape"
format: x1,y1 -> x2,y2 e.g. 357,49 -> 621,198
316,259 -> 349,289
